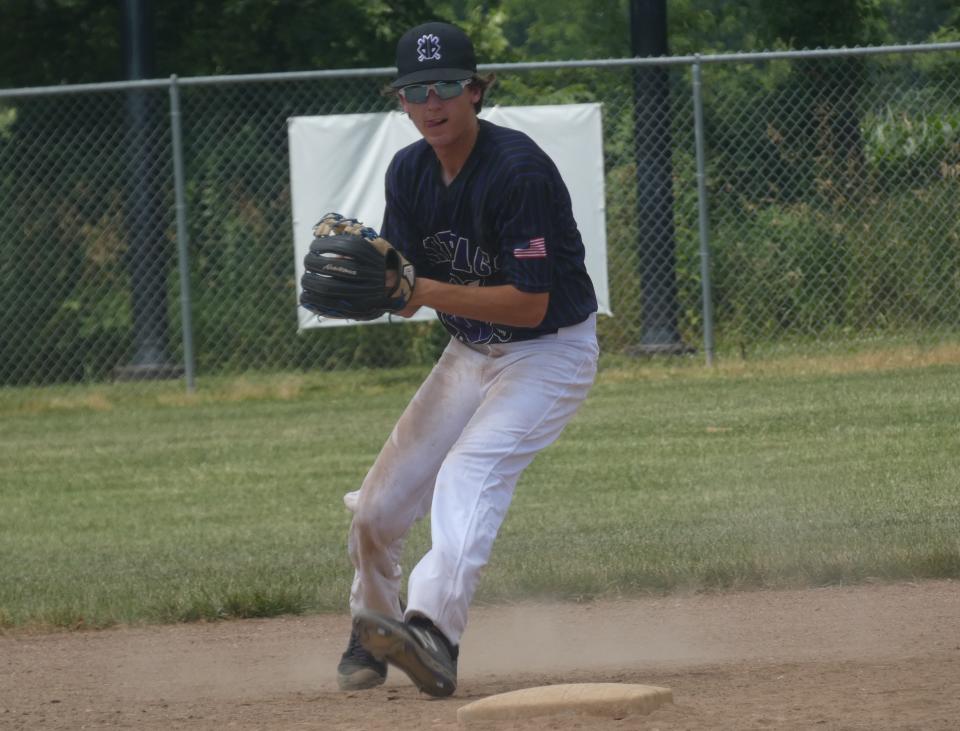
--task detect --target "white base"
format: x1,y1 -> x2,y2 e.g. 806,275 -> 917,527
457,682 -> 673,724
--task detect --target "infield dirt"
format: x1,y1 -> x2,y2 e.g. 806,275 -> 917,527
2,580 -> 958,729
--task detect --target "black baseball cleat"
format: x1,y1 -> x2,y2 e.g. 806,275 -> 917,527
337,626 -> 388,691
353,609 -> 459,697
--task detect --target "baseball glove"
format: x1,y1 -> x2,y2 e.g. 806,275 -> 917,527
299,213 -> 416,321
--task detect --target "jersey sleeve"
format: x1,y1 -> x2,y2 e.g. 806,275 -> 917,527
379,157 -> 421,266
493,172 -> 556,293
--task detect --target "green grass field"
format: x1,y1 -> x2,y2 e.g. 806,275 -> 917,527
1,345 -> 958,630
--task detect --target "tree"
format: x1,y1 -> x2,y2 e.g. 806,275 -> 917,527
0,0 -> 437,88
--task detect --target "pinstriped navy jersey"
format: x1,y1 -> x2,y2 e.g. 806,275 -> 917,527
380,119 -> 598,345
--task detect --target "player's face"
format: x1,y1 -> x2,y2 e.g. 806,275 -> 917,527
400,80 -> 482,151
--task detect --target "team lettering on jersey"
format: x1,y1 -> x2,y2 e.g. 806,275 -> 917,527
422,230 -> 498,279
422,230 -> 512,344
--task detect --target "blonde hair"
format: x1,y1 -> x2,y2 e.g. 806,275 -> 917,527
469,73 -> 496,113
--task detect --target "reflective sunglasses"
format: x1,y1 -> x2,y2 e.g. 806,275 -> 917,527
398,79 -> 472,104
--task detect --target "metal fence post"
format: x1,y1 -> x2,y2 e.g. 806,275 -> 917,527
691,58 -> 716,367
168,74 -> 196,392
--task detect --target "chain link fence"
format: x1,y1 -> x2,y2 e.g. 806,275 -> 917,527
2,43 -> 959,389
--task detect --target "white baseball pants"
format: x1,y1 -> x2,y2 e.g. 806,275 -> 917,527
345,314 -> 598,645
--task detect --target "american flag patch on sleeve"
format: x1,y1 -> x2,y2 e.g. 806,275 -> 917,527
513,237 -> 547,259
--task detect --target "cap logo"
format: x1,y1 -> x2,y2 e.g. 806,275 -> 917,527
417,33 -> 441,63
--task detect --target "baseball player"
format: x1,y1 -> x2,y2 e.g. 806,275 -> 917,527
336,21 -> 599,697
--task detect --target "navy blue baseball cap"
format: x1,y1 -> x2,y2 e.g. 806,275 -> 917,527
391,22 -> 477,88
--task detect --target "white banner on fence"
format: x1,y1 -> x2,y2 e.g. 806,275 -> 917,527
288,103 -> 609,331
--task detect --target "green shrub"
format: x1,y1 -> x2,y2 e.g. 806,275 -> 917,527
708,179 -> 960,350
863,106 -> 960,185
